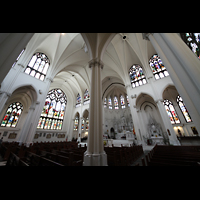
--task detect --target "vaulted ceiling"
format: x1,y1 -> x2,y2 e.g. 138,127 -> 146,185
25,33 -> 157,103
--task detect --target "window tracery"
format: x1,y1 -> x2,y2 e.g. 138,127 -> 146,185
1,102 -> 23,128
24,52 -> 50,81
163,99 -> 180,124
37,89 -> 67,130
83,89 -> 90,104
114,96 -> 119,109
176,95 -> 192,123
180,33 -> 200,59
149,54 -> 169,80
76,93 -> 81,107
129,64 -> 147,88
120,95 -> 126,109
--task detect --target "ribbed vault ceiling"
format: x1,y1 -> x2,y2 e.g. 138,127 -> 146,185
26,33 -> 157,102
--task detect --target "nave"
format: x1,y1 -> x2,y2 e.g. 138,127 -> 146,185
1,140 -> 200,166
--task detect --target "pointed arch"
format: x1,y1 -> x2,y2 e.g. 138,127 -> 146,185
37,88 -> 67,130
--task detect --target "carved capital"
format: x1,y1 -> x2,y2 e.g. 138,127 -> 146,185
46,77 -> 54,83
17,63 -> 25,68
142,33 -> 153,40
88,58 -> 104,69
0,90 -> 12,97
155,99 -> 164,104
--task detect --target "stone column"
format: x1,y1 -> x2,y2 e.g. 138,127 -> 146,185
17,105 -> 36,145
83,58 -> 107,166
146,33 -> 200,136
0,91 -> 12,114
77,116 -> 82,143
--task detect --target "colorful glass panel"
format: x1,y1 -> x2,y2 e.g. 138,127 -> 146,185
84,89 -> 90,103
129,64 -> 147,88
25,52 -> 50,81
149,54 -> 169,80
120,95 -> 126,109
1,102 -> 23,128
163,99 -> 180,124
177,95 -> 192,123
37,89 -> 67,130
180,33 -> 200,59
76,93 -> 81,107
114,96 -> 119,109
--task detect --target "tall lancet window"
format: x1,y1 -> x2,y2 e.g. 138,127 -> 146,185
1,102 -> 23,128
129,64 -> 147,88
37,89 -> 67,130
24,52 -> 50,81
108,97 -> 112,109
114,96 -> 119,109
76,93 -> 81,107
120,95 -> 126,109
176,95 -> 192,123
180,33 -> 200,59
126,95 -> 130,107
83,89 -> 90,104
104,98 -> 107,108
74,113 -> 79,131
149,54 -> 169,80
163,99 -> 180,124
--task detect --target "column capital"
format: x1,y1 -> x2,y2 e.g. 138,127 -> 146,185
88,58 -> 104,69
142,33 -> 154,40
0,90 -> 12,97
46,77 -> 54,83
155,99 -> 164,104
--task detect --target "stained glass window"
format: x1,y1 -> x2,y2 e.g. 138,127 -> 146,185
76,93 -> 81,107
180,33 -> 200,59
24,52 -> 50,81
120,95 -> 126,109
177,95 -> 192,123
81,119 -> 84,130
12,48 -> 25,68
126,95 -> 130,107
129,64 -> 147,88
37,89 -> 67,130
149,54 -> 169,80
104,98 -> 107,108
86,117 -> 89,130
1,102 -> 23,128
108,97 -> 112,109
83,89 -> 90,104
163,99 -> 180,124
74,116 -> 79,131
114,96 -> 119,109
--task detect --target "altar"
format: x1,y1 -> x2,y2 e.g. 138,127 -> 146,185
147,115 -> 164,145
151,136 -> 164,145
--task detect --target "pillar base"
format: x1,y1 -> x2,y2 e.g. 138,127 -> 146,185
83,151 -> 107,166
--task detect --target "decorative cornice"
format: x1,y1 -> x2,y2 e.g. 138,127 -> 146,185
88,58 -> 104,69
